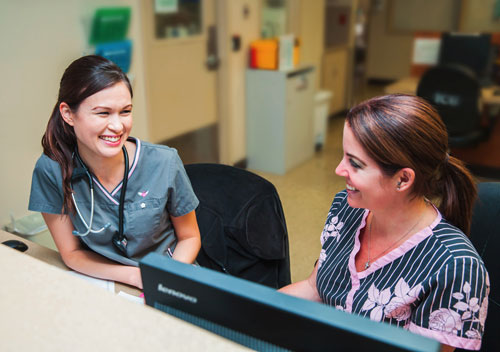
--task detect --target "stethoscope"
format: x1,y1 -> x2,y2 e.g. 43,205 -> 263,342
71,146 -> 129,255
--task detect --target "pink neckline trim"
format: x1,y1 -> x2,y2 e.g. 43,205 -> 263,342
344,209 -> 369,312
344,205 -> 442,311
92,138 -> 141,204
357,205 -> 441,279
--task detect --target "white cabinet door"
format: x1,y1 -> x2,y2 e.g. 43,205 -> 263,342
246,67 -> 315,174
285,70 -> 315,171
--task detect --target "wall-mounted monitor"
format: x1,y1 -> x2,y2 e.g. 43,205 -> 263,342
140,253 -> 440,352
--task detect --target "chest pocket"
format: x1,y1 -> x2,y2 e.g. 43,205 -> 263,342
126,197 -> 165,236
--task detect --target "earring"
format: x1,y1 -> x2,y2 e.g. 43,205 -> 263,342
396,181 -> 402,190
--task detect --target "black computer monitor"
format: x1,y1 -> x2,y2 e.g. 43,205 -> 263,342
438,32 -> 493,85
140,253 -> 440,352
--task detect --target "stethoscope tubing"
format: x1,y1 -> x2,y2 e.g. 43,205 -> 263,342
71,188 -> 109,236
71,146 -> 128,239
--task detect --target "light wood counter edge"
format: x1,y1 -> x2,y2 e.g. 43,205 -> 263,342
0,230 -> 140,296
0,230 -> 249,351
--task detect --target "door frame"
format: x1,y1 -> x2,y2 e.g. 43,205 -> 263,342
139,0 -> 231,164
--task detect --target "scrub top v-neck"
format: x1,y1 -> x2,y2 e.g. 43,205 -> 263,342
29,137 -> 199,266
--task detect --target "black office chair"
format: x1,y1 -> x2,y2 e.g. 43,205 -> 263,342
185,163 -> 291,289
417,64 -> 487,148
459,182 -> 500,352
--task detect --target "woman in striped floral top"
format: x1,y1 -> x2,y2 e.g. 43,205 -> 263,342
280,95 -> 489,351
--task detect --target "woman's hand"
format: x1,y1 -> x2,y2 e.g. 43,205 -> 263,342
279,262 -> 322,302
127,266 -> 143,289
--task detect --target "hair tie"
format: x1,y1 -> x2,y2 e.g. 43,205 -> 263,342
444,153 -> 450,163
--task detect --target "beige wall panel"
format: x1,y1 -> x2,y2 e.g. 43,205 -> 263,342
389,0 -> 459,32
142,0 -> 217,143
147,40 -> 218,141
323,48 -> 348,114
298,0 -> 325,91
365,0 -> 413,80
460,0 -> 500,32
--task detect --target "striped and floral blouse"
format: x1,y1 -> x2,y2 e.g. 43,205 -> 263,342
317,191 -> 489,350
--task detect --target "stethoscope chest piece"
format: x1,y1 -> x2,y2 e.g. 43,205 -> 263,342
112,233 -> 128,254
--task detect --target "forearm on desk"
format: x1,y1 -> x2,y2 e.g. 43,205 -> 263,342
62,249 -> 142,289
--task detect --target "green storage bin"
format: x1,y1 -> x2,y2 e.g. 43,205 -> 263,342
90,7 -> 131,44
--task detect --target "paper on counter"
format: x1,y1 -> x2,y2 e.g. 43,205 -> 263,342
117,291 -> 145,305
66,271 -> 144,305
67,271 -> 115,292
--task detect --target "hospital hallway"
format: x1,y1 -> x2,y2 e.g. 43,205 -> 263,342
250,82 -> 390,282
252,87 -> 500,283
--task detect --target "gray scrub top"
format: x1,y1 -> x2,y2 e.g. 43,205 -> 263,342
28,138 -> 199,266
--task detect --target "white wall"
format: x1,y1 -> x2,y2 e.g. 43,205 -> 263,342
0,0 -> 148,226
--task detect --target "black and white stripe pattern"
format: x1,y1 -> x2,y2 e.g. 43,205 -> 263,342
316,191 -> 489,350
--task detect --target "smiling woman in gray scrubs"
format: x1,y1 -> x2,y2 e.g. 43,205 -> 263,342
28,55 -> 200,289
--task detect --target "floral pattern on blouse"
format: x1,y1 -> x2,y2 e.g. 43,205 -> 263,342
429,280 -> 489,338
361,278 -> 422,324
360,278 -> 488,339
317,191 -> 489,349
320,215 -> 344,245
318,215 -> 344,269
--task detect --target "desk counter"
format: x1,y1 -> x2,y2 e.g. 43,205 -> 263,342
0,230 -> 248,351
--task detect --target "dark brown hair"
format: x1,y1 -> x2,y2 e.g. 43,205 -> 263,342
346,94 -> 477,234
42,55 -> 132,214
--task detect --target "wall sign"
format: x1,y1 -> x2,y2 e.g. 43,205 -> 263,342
155,0 -> 178,14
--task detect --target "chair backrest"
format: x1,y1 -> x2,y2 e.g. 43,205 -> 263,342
185,163 -> 291,289
467,182 -> 500,351
416,64 -> 482,145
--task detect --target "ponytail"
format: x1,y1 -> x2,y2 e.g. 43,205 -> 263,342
42,103 -> 77,214
438,155 -> 477,235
